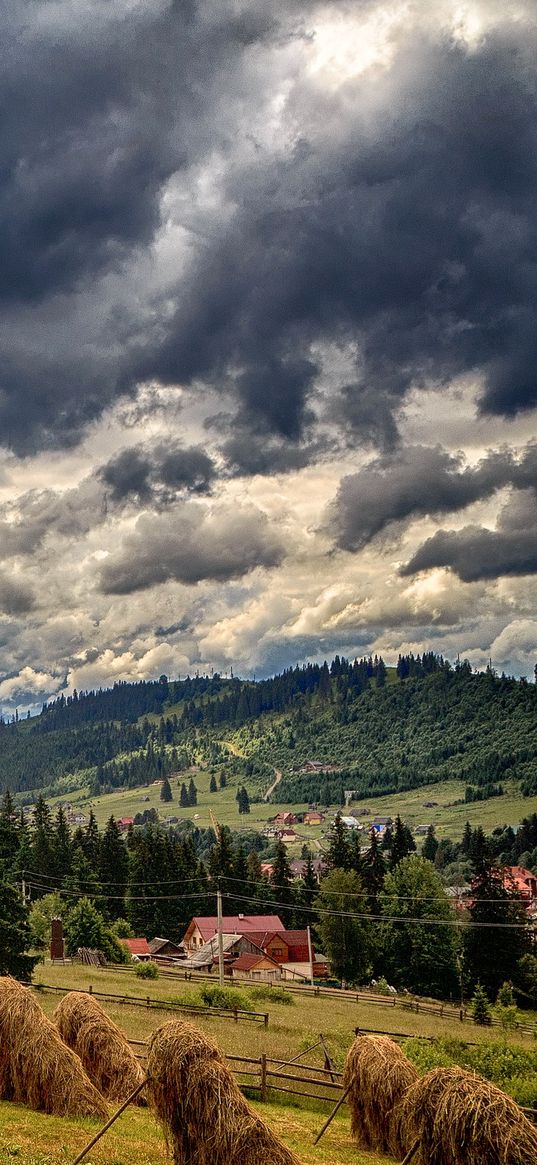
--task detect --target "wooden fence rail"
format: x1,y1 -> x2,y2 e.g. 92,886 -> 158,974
34,983 -> 268,1027
89,962 -> 537,1035
126,1038 -> 537,1122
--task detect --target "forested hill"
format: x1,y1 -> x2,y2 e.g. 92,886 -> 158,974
1,653 -> 537,801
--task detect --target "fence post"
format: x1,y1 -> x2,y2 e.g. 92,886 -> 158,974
147,997 -> 150,1009
264,1012 -> 268,1029
234,1008 -> 238,1023
89,984 -> 93,994
260,1054 -> 267,1102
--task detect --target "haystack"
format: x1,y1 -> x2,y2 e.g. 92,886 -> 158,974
342,1032 -> 418,1157
0,976 -> 108,1118
147,1018 -> 302,1165
53,991 -> 146,1104
399,1065 -> 537,1165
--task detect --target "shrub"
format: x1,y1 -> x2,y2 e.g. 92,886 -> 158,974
496,981 -> 516,1007
405,1036 -> 537,1106
198,984 -> 253,1012
134,960 -> 159,979
249,985 -> 295,1006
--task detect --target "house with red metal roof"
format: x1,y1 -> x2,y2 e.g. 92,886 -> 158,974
181,914 -> 284,951
119,937 -> 151,960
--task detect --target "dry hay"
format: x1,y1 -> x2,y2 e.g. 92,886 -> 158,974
53,991 -> 146,1104
0,976 -> 108,1118
147,1018 -> 302,1165
399,1065 -> 537,1165
342,1032 -> 418,1157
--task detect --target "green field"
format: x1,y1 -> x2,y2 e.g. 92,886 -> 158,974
8,960 -> 533,1165
54,768 -> 537,850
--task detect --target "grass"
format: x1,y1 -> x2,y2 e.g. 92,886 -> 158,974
45,763 -> 537,848
33,963 -> 537,1069
0,1098 -> 384,1165
13,961 -> 536,1164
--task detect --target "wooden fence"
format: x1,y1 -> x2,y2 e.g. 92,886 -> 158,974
92,962 -> 537,1036
34,982 -> 268,1027
129,1036 -> 537,1122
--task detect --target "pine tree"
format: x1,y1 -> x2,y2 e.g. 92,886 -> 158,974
326,813 -> 350,870
99,817 -> 129,920
270,841 -> 295,925
53,807 -> 72,879
82,809 -> 101,866
160,777 -> 173,803
179,782 -> 189,808
219,771 -> 227,789
238,786 -> 250,814
361,830 -> 386,914
209,774 -> 217,792
471,983 -> 492,1024
422,825 -> 439,863
0,880 -> 38,979
389,815 -> 416,869
188,778 -> 197,807
0,790 -> 19,871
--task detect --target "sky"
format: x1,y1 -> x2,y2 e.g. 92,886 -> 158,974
1,0 -> 537,713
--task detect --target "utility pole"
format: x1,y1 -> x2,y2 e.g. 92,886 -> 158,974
307,924 -> 314,987
217,881 -> 225,986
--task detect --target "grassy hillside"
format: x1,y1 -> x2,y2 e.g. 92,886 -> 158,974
3,655 -> 537,845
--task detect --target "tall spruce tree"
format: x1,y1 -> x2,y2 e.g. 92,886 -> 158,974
160,777 -> 173,803
0,880 -> 38,979
326,813 -> 350,870
270,841 -> 295,926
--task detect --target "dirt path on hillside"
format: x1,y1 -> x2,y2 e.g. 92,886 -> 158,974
264,768 -> 282,802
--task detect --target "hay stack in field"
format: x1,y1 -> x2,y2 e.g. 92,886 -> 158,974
399,1065 -> 537,1165
147,1018 -> 302,1165
53,991 -> 146,1104
0,976 -> 108,1118
342,1032 -> 418,1157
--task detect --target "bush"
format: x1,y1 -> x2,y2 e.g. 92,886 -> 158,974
134,960 -> 159,979
249,985 -> 295,1006
405,1036 -> 537,1106
198,984 -> 253,1012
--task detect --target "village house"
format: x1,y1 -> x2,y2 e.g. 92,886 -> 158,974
67,811 -> 87,826
119,937 -> 151,961
230,952 -> 282,980
148,937 -> 185,961
303,810 -> 324,826
289,858 -> 326,881
117,816 -> 135,832
182,914 -> 285,951
273,811 -> 297,827
277,827 -> 298,844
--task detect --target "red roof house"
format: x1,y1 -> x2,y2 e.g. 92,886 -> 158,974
182,914 -> 284,951
119,938 -> 151,960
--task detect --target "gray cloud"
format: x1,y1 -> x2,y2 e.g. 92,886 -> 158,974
329,442 -> 537,551
0,573 -> 35,615
401,491 -> 537,581
0,9 -> 536,456
100,441 -> 216,501
99,502 -> 286,594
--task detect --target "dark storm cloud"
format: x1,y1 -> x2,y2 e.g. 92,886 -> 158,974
99,502 -> 285,594
329,443 -> 537,551
136,24 -> 537,445
2,7 -> 537,457
401,491 -> 537,582
0,573 -> 35,616
100,442 -> 216,501
219,428 -> 333,476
